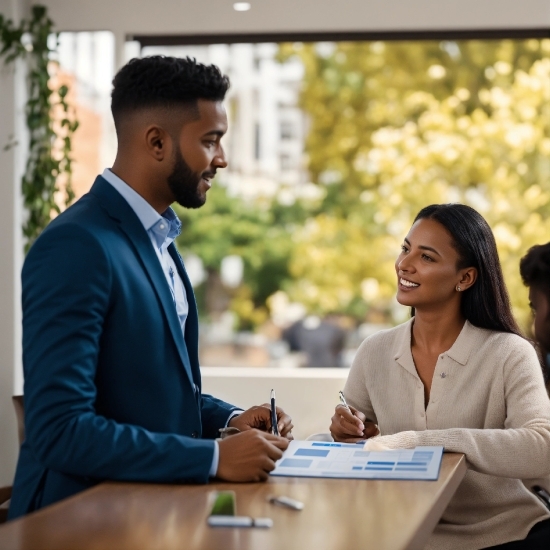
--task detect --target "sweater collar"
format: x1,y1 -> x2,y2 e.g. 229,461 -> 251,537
394,317 -> 478,372
394,318 -> 416,377
445,320 -> 477,366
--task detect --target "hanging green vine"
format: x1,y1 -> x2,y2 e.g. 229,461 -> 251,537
0,4 -> 78,251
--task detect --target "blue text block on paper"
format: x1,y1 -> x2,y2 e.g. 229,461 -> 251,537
294,449 -> 330,458
279,458 -> 313,468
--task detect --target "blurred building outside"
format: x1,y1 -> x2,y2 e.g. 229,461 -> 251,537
142,43 -> 309,196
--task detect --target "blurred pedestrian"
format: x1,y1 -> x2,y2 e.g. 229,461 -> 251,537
283,315 -> 346,367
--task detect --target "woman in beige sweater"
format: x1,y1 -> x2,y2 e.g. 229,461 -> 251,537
330,204 -> 550,549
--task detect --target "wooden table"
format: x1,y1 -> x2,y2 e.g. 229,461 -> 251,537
0,453 -> 465,550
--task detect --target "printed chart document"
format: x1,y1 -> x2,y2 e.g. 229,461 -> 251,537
271,441 -> 443,480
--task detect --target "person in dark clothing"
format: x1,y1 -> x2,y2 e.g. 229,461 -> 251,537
520,242 -> 550,381
283,315 -> 346,368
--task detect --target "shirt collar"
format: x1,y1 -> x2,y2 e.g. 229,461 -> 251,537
101,169 -> 181,248
149,207 -> 182,250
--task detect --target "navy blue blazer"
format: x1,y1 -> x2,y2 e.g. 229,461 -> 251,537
9,176 -> 238,519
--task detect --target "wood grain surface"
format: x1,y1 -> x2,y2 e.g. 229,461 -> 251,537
0,453 -> 466,550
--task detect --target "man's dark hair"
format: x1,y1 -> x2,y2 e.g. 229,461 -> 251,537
111,55 -> 230,129
520,242 -> 550,299
412,203 -> 523,337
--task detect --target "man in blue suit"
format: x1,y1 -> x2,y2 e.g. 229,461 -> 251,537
9,56 -> 292,519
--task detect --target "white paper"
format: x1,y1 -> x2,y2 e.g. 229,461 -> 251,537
271,441 -> 443,480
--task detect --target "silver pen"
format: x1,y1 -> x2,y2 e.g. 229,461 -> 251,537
338,390 -> 352,412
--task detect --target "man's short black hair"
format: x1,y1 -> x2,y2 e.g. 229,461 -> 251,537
111,55 -> 230,127
520,242 -> 550,298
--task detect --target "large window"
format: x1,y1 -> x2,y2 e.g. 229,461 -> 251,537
58,37 -> 550,368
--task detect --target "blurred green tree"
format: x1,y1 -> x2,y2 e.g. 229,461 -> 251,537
175,39 -> 550,332
174,185 -> 313,330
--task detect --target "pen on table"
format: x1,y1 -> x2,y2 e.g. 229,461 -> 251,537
268,495 -> 304,510
270,389 -> 279,436
208,515 -> 273,528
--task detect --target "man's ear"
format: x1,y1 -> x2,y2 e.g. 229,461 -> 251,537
458,267 -> 477,291
144,125 -> 170,161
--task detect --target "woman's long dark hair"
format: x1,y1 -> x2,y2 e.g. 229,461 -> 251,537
412,204 -> 523,337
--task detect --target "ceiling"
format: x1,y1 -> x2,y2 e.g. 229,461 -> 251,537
37,0 -> 550,39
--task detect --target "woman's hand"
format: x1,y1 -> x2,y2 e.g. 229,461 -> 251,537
330,404 -> 379,443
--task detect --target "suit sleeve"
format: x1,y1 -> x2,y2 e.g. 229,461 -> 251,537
23,223 -> 215,484
200,394 -> 241,439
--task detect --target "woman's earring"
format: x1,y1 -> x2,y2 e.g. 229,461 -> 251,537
456,285 -> 462,292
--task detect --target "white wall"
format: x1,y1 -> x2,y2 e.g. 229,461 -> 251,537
202,368 -> 348,440
0,0 -> 26,486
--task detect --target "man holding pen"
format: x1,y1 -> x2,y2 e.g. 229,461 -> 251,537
9,56 -> 292,519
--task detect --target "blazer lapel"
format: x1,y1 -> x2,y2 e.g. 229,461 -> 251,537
168,244 -> 201,388
89,176 -> 196,387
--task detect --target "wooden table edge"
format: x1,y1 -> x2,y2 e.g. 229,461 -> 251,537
0,453 -> 468,550
405,453 -> 467,550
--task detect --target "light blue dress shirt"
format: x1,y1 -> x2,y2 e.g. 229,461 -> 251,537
101,169 -> 232,476
101,169 -> 189,332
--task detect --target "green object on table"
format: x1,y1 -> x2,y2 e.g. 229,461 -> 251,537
210,491 -> 236,516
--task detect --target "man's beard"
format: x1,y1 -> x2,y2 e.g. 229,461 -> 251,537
167,147 -> 210,209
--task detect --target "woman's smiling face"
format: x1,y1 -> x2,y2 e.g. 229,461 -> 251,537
395,218 -> 475,310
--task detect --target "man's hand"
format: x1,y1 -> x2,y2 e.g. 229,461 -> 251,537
217,429 -> 290,482
330,404 -> 379,443
229,405 -> 294,440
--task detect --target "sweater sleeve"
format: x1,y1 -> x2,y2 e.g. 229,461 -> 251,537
343,338 -> 378,424
373,341 -> 550,479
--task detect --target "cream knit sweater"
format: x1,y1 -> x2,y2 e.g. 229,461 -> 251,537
344,318 -> 550,550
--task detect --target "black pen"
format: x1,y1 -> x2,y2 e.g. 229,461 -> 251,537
270,389 -> 279,436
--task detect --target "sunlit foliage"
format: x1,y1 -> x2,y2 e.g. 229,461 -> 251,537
281,39 -> 550,328
177,39 -> 550,331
